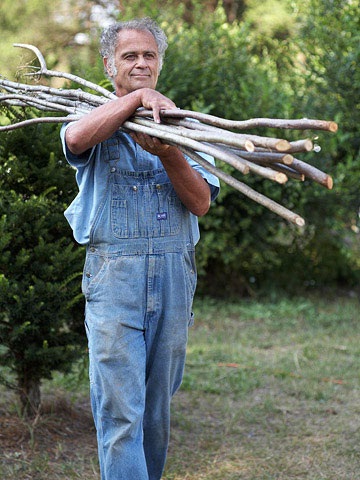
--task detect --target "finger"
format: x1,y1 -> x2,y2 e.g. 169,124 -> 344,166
152,107 -> 161,124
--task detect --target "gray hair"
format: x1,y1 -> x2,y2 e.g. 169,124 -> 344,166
100,17 -> 168,77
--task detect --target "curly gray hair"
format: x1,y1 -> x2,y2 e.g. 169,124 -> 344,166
100,17 -> 168,78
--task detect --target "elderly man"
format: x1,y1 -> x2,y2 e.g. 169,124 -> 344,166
61,17 -> 219,480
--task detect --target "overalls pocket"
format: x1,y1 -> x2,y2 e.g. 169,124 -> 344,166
82,253 -> 108,300
111,181 -> 184,239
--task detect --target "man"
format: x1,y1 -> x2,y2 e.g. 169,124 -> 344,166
61,17 -> 219,480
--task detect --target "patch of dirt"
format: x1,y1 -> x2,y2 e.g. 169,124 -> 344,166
0,393 -> 97,464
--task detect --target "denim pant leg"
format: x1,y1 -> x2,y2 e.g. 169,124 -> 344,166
84,253 -> 150,480
143,250 -> 197,480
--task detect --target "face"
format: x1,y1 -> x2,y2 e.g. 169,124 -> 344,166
104,29 -> 160,96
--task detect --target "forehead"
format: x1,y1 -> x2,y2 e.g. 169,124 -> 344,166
115,29 -> 158,54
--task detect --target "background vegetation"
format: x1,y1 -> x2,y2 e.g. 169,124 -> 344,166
0,0 -> 359,463
0,123 -> 85,414
1,296 -> 359,479
1,0 -> 358,295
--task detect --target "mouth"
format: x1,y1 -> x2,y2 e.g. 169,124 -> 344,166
131,71 -> 150,77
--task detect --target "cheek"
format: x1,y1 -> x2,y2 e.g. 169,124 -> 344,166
119,63 -> 135,77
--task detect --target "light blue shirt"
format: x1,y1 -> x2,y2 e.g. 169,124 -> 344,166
60,123 -> 220,245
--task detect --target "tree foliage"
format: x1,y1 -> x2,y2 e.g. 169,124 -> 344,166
0,1 -> 358,297
288,0 -> 360,290
0,0 -> 359,409
155,3 -> 359,295
0,120 -> 85,415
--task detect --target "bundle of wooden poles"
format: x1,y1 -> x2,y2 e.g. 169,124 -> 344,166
0,44 -> 338,226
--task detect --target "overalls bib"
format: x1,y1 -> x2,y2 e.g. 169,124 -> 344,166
81,132 -> 197,480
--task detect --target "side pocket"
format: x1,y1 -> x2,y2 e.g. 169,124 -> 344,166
82,254 -> 108,301
183,249 -> 197,298
188,311 -> 195,327
182,249 -> 198,327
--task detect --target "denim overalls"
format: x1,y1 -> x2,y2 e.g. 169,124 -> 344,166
81,132 -> 197,480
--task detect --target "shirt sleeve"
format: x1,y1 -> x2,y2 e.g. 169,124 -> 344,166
60,122 -> 95,168
185,152 -> 220,202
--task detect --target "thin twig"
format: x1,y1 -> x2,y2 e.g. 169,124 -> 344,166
0,116 -> 80,132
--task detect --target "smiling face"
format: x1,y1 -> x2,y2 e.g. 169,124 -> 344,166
104,29 -> 160,97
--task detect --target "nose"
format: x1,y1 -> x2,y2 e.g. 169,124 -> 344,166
136,55 -> 148,67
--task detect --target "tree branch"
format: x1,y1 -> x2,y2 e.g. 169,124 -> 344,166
13,43 -> 116,99
0,44 -> 339,225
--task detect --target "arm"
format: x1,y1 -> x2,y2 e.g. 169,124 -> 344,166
130,132 -> 211,217
160,146 -> 211,217
65,88 -> 176,155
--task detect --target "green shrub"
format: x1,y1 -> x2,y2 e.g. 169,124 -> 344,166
0,120 -> 85,415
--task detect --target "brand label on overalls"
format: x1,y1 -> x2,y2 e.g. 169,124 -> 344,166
156,212 -> 168,221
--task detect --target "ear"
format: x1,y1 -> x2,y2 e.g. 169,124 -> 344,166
103,57 -> 113,77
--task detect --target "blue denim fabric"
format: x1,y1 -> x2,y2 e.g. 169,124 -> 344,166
60,126 -> 220,245
81,151 -> 197,479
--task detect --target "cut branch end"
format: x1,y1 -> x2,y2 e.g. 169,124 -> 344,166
275,139 -> 291,152
275,172 -> 288,184
329,122 -> 338,133
244,140 -> 255,152
295,217 -> 306,227
326,176 -> 334,190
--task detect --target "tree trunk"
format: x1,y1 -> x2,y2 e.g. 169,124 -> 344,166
18,376 -> 41,417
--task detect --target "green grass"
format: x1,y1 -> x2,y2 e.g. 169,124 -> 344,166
0,294 -> 359,479
164,295 -> 360,479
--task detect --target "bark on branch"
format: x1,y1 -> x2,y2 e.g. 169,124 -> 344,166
0,44 -> 338,226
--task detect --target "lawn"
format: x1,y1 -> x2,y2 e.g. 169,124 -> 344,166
0,294 -> 359,479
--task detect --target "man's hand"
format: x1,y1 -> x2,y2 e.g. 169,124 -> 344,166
138,88 -> 176,123
130,131 -> 211,217
130,132 -> 172,156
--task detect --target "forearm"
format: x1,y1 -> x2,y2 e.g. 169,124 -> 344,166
159,147 -> 211,217
65,91 -> 142,155
65,88 -> 177,155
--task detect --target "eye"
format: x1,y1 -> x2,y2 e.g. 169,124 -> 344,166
124,54 -> 136,61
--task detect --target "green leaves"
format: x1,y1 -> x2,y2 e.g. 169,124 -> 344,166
0,121 -> 85,411
155,2 -> 360,295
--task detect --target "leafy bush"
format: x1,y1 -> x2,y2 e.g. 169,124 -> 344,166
157,5 -> 360,296
0,120 -> 85,415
